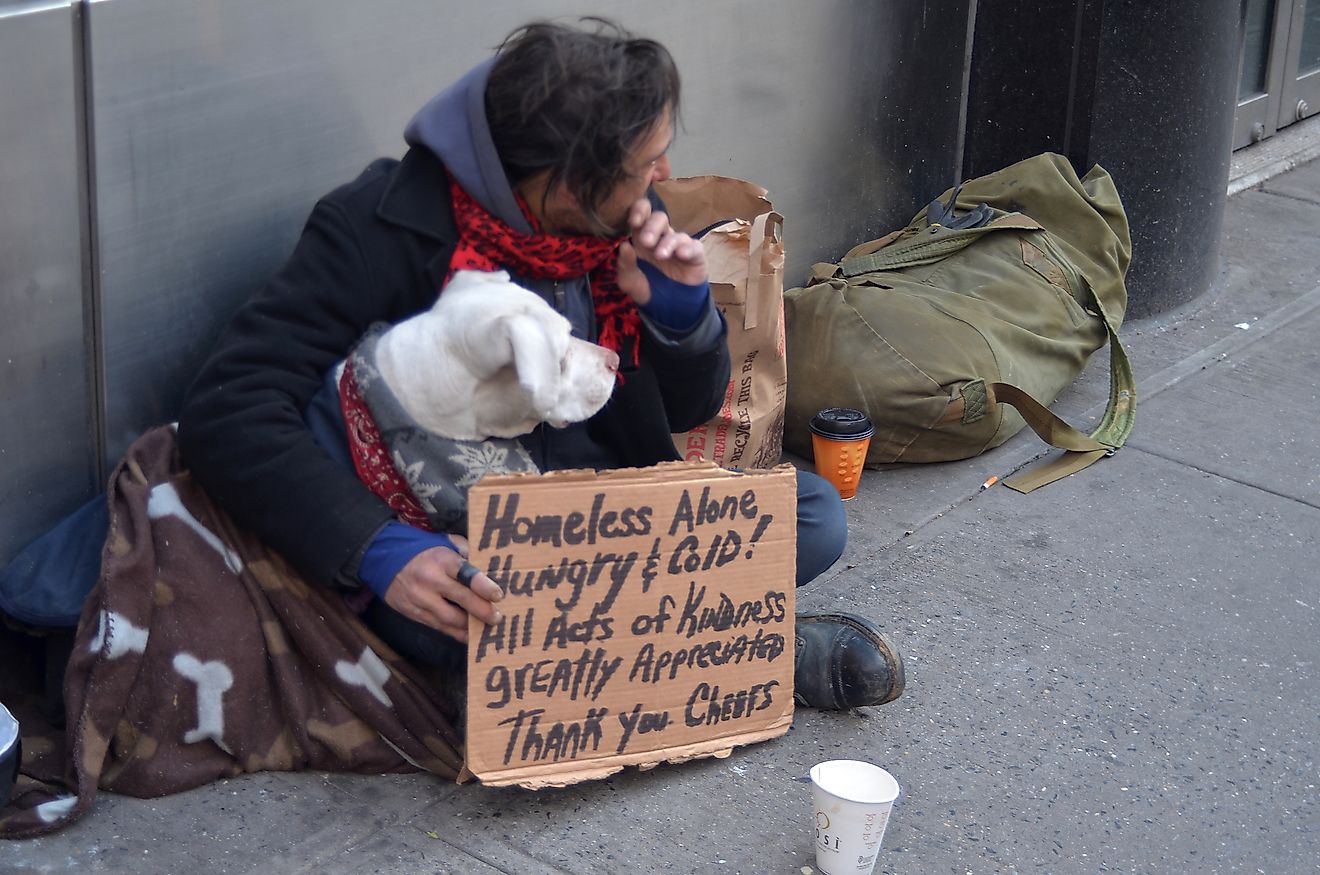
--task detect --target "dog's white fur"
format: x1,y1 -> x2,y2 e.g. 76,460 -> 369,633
357,270 -> 619,441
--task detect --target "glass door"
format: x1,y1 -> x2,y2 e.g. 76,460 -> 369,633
1235,0 -> 1320,148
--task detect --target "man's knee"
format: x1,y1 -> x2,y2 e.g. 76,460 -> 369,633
795,470 -> 847,587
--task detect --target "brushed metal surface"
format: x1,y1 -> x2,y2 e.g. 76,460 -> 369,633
86,0 -> 970,467
0,1 -> 98,565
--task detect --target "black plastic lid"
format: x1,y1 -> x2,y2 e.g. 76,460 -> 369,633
809,407 -> 875,440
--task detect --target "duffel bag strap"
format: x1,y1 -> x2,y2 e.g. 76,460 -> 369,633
998,279 -> 1136,492
838,214 -> 1043,275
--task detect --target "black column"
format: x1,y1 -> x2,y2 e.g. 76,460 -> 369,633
964,1 -> 1245,319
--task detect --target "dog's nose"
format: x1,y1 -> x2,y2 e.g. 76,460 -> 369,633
604,349 -> 620,372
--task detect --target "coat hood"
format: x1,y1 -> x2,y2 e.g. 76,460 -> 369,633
403,58 -> 532,233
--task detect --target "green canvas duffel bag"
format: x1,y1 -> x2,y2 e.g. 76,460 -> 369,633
783,152 -> 1135,491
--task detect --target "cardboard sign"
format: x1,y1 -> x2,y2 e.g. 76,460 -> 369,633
465,461 -> 797,788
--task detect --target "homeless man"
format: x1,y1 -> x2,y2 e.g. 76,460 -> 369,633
176,18 -> 903,712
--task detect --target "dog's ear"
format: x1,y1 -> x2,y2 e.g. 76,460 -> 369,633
503,313 -> 562,415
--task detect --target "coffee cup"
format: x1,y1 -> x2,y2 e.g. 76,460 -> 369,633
810,759 -> 900,875
809,408 -> 874,500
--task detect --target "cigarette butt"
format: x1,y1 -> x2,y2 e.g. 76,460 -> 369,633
980,475 -> 999,491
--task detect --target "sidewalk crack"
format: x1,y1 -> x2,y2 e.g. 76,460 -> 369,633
1122,442 -> 1320,512
1254,188 -> 1320,208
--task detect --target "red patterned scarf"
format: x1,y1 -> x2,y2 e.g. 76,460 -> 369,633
446,177 -> 641,369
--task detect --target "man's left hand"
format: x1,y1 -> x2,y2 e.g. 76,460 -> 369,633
616,198 -> 707,305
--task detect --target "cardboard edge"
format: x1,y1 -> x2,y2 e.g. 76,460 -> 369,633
474,714 -> 793,789
470,461 -> 797,492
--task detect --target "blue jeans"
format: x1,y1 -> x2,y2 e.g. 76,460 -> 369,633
0,497 -> 107,628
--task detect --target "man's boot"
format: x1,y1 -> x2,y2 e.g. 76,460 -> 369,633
793,613 -> 905,710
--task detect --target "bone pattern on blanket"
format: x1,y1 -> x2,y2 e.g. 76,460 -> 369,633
173,653 -> 236,754
86,609 -> 149,659
35,797 -> 77,825
0,427 -> 465,840
335,648 -> 394,708
147,481 -> 244,573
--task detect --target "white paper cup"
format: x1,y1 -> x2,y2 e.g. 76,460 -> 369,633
810,760 -> 900,875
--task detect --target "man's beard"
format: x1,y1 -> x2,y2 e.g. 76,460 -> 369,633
571,207 -> 630,239
551,192 -> 641,240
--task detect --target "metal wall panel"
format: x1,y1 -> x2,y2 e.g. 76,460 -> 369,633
85,0 -> 972,468
0,1 -> 98,566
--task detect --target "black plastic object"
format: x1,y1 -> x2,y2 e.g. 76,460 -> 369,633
809,408 -> 876,441
925,183 -> 996,230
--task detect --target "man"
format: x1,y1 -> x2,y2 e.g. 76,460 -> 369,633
177,19 -> 902,711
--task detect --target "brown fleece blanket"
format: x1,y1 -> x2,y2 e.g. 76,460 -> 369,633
0,426 -> 464,839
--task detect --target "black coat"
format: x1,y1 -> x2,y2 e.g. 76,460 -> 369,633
177,147 -> 731,588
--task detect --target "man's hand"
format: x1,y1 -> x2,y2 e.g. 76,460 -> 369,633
382,534 -> 503,643
616,198 -> 707,305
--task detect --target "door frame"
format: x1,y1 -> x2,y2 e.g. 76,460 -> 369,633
1275,0 -> 1320,128
1235,0 -> 1320,148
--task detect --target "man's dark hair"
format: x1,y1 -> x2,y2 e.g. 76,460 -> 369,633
485,18 -> 680,232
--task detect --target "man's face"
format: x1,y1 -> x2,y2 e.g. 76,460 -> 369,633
542,108 -> 674,237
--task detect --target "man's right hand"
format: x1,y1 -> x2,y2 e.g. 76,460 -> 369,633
381,534 -> 504,643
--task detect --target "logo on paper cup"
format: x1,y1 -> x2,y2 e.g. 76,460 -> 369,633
815,810 -> 841,854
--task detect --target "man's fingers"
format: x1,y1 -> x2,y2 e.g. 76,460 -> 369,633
465,568 -> 506,606
655,228 -> 700,261
673,236 -> 705,263
628,198 -> 653,235
456,561 -> 480,588
625,202 -> 707,288
653,231 -> 704,265
651,228 -> 677,259
617,239 -> 639,274
444,575 -> 504,625
407,592 -> 470,640
633,210 -> 671,250
425,550 -> 502,622
448,533 -> 470,558
614,240 -> 651,305
384,544 -> 506,643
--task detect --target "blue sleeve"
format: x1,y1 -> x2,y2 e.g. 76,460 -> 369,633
357,521 -> 458,598
637,259 -> 711,331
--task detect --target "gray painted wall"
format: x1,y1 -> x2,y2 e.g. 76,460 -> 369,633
0,0 -> 973,567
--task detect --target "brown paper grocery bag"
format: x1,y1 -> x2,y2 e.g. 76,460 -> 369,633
656,176 -> 787,469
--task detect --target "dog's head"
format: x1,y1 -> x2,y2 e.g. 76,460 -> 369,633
499,308 -> 621,431
379,270 -> 620,440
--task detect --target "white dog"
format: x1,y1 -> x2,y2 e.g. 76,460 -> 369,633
353,269 -> 619,441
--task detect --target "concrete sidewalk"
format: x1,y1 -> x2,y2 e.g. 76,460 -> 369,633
6,156 -> 1320,875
